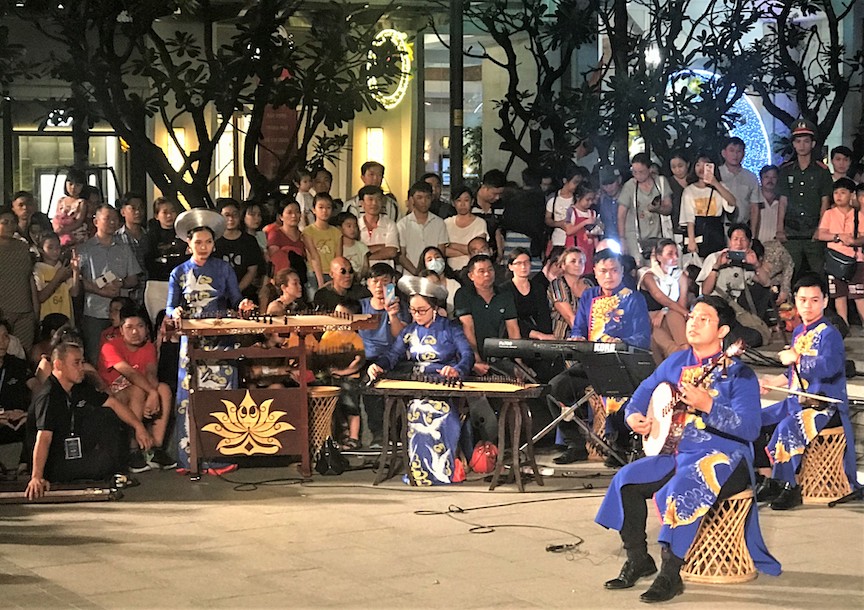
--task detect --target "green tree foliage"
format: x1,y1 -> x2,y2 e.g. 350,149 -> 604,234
6,0 -> 402,206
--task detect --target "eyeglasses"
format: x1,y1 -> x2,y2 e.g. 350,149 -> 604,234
510,259 -> 531,266
409,306 -> 432,315
687,314 -> 718,326
338,267 -> 353,275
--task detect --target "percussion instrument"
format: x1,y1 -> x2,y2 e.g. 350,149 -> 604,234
643,340 -> 745,456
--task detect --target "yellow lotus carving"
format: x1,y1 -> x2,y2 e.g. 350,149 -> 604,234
202,391 -> 295,456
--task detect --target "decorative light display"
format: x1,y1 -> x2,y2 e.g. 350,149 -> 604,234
671,69 -> 771,174
367,29 -> 412,110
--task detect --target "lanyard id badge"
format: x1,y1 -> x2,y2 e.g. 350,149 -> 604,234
64,396 -> 82,460
64,435 -> 83,460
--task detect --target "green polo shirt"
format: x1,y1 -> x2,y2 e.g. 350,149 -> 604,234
454,284 -> 517,358
776,158 -> 833,238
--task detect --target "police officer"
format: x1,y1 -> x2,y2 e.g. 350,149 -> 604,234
775,119 -> 833,280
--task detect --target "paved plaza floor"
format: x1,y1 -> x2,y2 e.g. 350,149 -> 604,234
1,338 -> 863,609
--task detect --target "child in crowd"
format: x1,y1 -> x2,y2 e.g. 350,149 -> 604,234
294,168 -> 314,226
144,197 -> 188,324
302,193 -> 342,288
33,233 -> 79,322
52,169 -> 87,247
336,211 -> 369,277
817,178 -> 864,326
243,201 -> 268,256
564,184 -> 602,270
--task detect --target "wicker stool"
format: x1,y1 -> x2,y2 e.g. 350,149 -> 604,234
586,388 -> 608,462
307,386 -> 340,458
797,426 -> 852,504
681,490 -> 757,584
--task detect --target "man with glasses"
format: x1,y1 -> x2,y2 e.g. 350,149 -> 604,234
596,296 -> 780,603
548,250 -> 650,464
313,257 -> 371,310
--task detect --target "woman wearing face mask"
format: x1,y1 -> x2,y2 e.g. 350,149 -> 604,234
637,239 -> 690,364
444,186 -> 489,271
417,246 -> 461,314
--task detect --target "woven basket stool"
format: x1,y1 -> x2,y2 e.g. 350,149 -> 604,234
797,426 -> 852,504
681,490 -> 757,584
307,386 -> 341,458
585,387 -> 608,461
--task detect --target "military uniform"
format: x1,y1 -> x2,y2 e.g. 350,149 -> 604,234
777,120 -> 833,278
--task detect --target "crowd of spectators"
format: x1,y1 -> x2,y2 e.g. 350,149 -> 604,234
3,117 -> 864,493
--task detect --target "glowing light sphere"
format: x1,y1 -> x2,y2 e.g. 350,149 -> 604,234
367,29 -> 412,110
671,69 -> 771,174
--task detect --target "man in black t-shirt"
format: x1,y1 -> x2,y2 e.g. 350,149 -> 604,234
25,342 -> 153,500
214,198 -> 265,300
313,257 -> 371,310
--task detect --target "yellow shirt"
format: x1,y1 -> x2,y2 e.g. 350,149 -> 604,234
33,262 -> 74,322
302,224 -> 342,271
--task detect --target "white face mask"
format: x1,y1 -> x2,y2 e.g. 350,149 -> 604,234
427,258 -> 445,273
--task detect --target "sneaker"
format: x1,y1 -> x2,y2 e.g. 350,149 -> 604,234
128,451 -> 152,474
369,436 -> 384,450
147,447 -> 178,470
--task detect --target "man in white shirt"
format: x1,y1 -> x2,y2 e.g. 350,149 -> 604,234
719,136 -> 760,226
344,161 -> 401,221
357,185 -> 399,267
397,181 -> 449,275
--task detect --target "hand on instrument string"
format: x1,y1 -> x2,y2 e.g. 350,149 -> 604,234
627,412 -> 652,435
237,299 -> 256,313
439,365 -> 460,378
367,363 -> 384,380
759,373 -> 787,395
680,382 -> 713,414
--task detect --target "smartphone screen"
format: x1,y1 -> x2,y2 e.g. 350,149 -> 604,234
703,162 -> 715,180
384,283 -> 396,305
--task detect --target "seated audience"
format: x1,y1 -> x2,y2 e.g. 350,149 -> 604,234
313,257 -> 371,311
0,320 -> 37,472
548,247 -> 593,339
445,186 -> 489,271
26,340 -> 154,500
637,240 -> 689,364
98,307 -> 175,473
335,212 -> 369,277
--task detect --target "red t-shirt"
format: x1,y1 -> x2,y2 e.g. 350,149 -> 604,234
98,335 -> 158,388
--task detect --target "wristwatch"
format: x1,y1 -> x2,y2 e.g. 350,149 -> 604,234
833,234 -> 841,243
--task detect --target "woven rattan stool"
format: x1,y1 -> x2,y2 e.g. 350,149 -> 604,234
681,490 -> 757,584
797,426 -> 852,504
307,386 -> 340,458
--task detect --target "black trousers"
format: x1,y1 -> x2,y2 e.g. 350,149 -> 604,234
619,460 -> 751,557
548,365 -> 629,449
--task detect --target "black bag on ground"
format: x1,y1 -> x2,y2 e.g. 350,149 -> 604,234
315,438 -> 348,476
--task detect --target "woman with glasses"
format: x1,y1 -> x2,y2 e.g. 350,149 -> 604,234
500,247 -> 555,343
367,277 -> 473,485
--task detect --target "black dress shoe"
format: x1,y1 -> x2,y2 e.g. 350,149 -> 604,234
639,573 -> 684,603
770,484 -> 802,510
604,555 -> 657,590
553,446 -> 588,464
755,477 -> 784,503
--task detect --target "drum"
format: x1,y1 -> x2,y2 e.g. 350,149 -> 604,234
307,386 -> 341,457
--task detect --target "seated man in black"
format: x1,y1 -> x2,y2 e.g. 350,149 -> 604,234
25,340 -> 154,500
0,319 -> 37,472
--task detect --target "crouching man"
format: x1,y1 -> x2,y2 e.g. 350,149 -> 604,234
26,340 -> 154,500
99,307 -> 175,472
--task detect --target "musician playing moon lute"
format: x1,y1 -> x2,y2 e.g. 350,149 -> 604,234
595,296 -> 780,603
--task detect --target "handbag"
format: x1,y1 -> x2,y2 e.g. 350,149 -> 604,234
715,286 -> 771,347
824,210 -> 859,281
315,438 -> 349,476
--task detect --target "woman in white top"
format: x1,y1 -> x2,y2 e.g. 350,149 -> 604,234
637,239 -> 690,364
680,153 -> 737,259
445,186 -> 488,271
